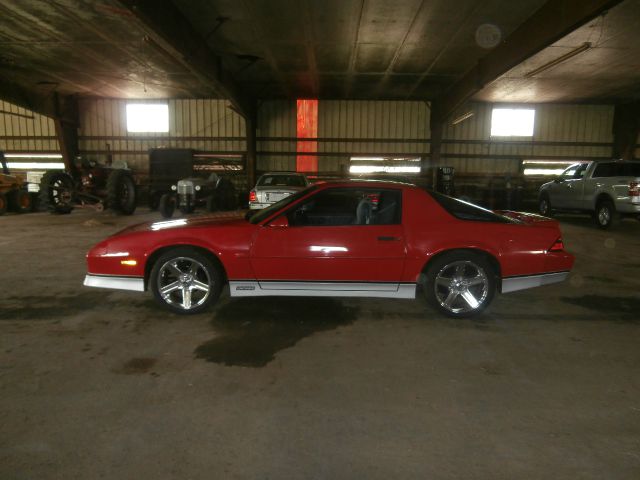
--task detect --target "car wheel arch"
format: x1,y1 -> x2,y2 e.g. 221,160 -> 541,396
144,244 -> 227,290
594,192 -> 614,210
419,248 -> 502,283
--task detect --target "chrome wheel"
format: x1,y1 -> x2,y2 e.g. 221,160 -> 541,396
597,205 -> 610,226
156,256 -> 212,310
433,260 -> 489,315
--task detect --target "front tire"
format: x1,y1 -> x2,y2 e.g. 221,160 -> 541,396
39,170 -> 75,214
149,248 -> 223,314
106,170 -> 137,215
158,193 -> 175,218
538,194 -> 552,217
423,251 -> 496,318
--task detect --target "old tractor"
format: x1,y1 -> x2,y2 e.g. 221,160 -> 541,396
39,156 -> 137,215
0,152 -> 32,215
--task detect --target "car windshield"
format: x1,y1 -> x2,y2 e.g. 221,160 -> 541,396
248,185 -> 318,224
257,174 -> 306,187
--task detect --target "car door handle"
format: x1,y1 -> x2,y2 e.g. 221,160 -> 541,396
377,236 -> 401,241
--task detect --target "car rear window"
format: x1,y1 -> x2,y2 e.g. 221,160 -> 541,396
593,162 -> 640,178
257,174 -> 306,187
427,191 -> 514,223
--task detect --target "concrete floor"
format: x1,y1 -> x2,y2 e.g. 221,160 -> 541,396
1,208 -> 639,479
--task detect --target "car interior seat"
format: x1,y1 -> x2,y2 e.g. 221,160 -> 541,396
355,198 -> 373,225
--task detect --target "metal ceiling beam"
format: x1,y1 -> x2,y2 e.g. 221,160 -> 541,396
431,0 -> 624,123
117,0 -> 253,118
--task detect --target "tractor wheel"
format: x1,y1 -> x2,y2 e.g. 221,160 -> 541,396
0,193 -> 7,215
10,190 -> 32,213
106,170 -> 137,215
216,178 -> 237,211
39,171 -> 75,214
159,193 -> 176,219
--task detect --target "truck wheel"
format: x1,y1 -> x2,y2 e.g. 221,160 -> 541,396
595,199 -> 618,229
10,190 -> 32,213
39,171 -> 75,214
149,247 -> 223,314
106,170 -> 137,215
538,194 -> 552,217
159,193 -> 175,218
206,196 -> 218,212
0,193 -> 7,215
423,251 -> 496,318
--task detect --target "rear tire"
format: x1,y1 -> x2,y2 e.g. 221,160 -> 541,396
595,199 -> 618,229
10,190 -> 32,213
149,247 -> 223,315
159,193 -> 175,219
0,193 -> 7,215
39,170 -> 75,214
423,251 -> 496,318
106,170 -> 137,215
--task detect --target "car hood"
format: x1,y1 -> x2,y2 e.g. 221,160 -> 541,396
114,212 -> 247,236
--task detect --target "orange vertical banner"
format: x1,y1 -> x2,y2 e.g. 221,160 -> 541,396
296,99 -> 318,173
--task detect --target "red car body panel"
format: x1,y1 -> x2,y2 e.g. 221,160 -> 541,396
86,181 -> 574,294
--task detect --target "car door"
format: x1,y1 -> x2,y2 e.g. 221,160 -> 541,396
250,186 -> 406,292
551,163 -> 583,208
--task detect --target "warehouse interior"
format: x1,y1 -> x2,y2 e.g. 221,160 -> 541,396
1,0 -> 640,478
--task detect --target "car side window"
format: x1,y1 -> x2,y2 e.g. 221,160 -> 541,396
593,163 -> 614,178
561,165 -> 580,179
288,188 -> 402,227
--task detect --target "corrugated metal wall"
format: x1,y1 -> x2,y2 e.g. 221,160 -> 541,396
257,100 -> 430,174
0,100 -> 59,153
0,98 -> 621,178
78,98 -> 246,172
442,103 -> 614,174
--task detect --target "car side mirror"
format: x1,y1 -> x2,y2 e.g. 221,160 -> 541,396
269,215 -> 289,228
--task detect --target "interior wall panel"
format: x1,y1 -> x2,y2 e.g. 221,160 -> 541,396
78,98 -> 246,172
0,100 -> 59,154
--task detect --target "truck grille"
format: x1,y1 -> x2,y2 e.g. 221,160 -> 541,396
177,183 -> 194,195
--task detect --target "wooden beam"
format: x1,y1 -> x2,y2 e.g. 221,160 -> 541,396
431,0 -> 624,123
118,0 -> 252,118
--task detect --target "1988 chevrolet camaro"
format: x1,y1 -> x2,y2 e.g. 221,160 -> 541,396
84,180 -> 574,318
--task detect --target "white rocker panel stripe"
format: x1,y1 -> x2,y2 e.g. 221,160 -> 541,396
501,271 -> 569,293
84,274 -> 145,292
230,281 -> 416,299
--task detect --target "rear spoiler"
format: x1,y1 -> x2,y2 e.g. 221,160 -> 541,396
495,210 -> 559,226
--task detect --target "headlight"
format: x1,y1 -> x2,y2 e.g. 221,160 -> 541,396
195,185 -> 201,191
171,185 -> 177,191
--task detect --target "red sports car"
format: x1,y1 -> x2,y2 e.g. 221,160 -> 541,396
84,180 -> 574,318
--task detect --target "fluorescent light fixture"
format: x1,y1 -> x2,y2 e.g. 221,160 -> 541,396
350,157 -> 385,161
522,160 -> 575,165
5,153 -> 63,159
525,42 -> 591,78
350,165 -> 421,174
491,108 -> 535,137
524,168 -> 566,176
451,111 -> 474,125
126,103 -> 169,133
7,162 -> 65,170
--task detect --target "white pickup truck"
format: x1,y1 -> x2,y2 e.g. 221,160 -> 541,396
538,160 -> 640,229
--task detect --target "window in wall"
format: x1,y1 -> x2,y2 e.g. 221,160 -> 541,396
126,103 -> 169,133
490,108 -> 535,137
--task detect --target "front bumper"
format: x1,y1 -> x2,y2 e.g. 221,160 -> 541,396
84,274 -> 145,292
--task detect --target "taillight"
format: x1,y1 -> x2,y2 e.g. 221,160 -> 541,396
629,181 -> 639,197
249,190 -> 257,202
548,237 -> 564,252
